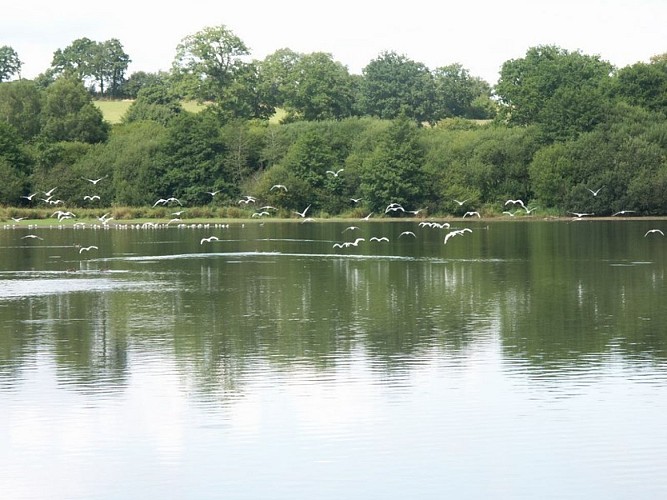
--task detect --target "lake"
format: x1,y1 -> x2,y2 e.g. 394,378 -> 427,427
1,218 -> 667,499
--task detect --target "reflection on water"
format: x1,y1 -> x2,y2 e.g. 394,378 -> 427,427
1,220 -> 667,498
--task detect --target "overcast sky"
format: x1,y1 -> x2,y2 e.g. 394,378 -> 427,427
3,0 -> 665,84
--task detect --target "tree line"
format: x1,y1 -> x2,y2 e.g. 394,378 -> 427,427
0,25 -> 666,217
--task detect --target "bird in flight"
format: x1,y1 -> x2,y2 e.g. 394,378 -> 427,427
11,217 -> 26,223
270,184 -> 288,192
587,187 -> 603,196
505,199 -> 526,210
206,190 -> 221,197
326,169 -> 344,177
369,236 -> 389,242
569,212 -> 593,218
444,228 -> 472,245
200,236 -> 221,244
399,231 -> 416,238
361,212 -> 373,220
350,198 -> 362,204
343,226 -> 359,232
453,199 -> 469,206
79,245 -> 98,254
294,204 -> 311,218
43,187 -> 57,197
84,176 -> 107,185
22,234 -> 44,240
463,211 -> 481,218
21,193 -> 37,201
612,210 -> 635,216
333,237 -> 365,248
644,229 -> 665,237
84,195 -> 100,202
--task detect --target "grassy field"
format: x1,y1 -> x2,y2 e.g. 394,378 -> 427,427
93,100 -> 208,124
94,100 -> 285,124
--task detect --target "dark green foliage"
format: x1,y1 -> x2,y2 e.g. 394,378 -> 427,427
0,80 -> 42,141
122,79 -> 183,125
360,117 -> 429,212
40,78 -> 109,143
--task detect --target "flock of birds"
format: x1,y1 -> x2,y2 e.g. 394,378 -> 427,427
6,178 -> 666,260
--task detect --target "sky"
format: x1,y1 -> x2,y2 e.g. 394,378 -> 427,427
2,0 -> 666,85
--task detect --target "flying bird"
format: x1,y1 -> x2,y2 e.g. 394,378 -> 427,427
79,245 -> 98,254
505,199 -> 526,209
369,236 -> 389,242
644,229 -> 665,237
83,195 -> 100,201
22,234 -> 43,240
200,236 -> 221,244
206,190 -> 221,197
21,193 -> 37,201
43,187 -> 57,197
587,187 -> 603,196
453,199 -> 469,206
463,211 -> 481,218
326,169 -> 344,177
612,210 -> 635,216
294,204 -> 311,218
399,231 -> 416,238
84,176 -> 107,185
270,184 -> 288,192
350,198 -> 362,204
444,228 -> 472,245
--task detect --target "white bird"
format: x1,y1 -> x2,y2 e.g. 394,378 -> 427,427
370,236 -> 389,242
505,199 -> 526,209
200,236 -> 221,244
350,198 -> 362,203
385,204 -> 405,214
453,199 -> 469,206
11,217 -> 26,223
206,190 -> 221,196
252,211 -> 270,218
342,226 -> 359,232
153,198 -> 168,207
444,228 -> 472,245
21,193 -> 37,201
587,187 -> 603,196
83,195 -> 100,201
171,210 -> 186,216
270,184 -> 288,191
399,231 -> 416,238
294,204 -> 311,218
524,206 -> 538,214
22,234 -> 43,240
361,212 -> 373,220
612,210 -> 635,216
333,237 -> 365,248
43,187 -> 57,197
644,229 -> 665,237
463,211 -> 481,218
502,211 -> 516,217
98,213 -> 112,223
165,197 -> 182,205
326,169 -> 344,177
84,176 -> 107,185
79,245 -> 98,253
569,212 -> 593,218
52,210 -> 76,221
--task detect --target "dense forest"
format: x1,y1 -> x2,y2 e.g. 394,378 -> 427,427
0,25 -> 666,218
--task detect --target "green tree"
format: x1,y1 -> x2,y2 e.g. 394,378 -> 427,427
40,78 -> 109,143
121,71 -> 170,99
495,45 -> 613,140
171,25 -> 265,120
432,63 -> 494,119
281,52 -> 356,121
0,45 -> 22,82
359,51 -> 435,124
360,117 -> 429,212
51,38 -> 97,81
257,48 -> 301,109
122,79 -> 183,125
160,111 -> 231,204
0,121 -> 30,203
611,58 -> 667,114
0,80 -> 42,140
90,38 -> 131,97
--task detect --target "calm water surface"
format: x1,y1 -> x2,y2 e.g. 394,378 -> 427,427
1,219 -> 667,499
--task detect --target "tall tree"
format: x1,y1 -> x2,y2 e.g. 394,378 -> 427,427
360,116 -> 429,211
51,38 -> 97,81
359,51 -> 435,124
91,38 -> 131,97
0,80 -> 42,140
40,77 -> 109,143
282,52 -> 356,121
432,63 -> 494,119
495,45 -> 613,140
171,25 -> 265,120
0,45 -> 22,82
